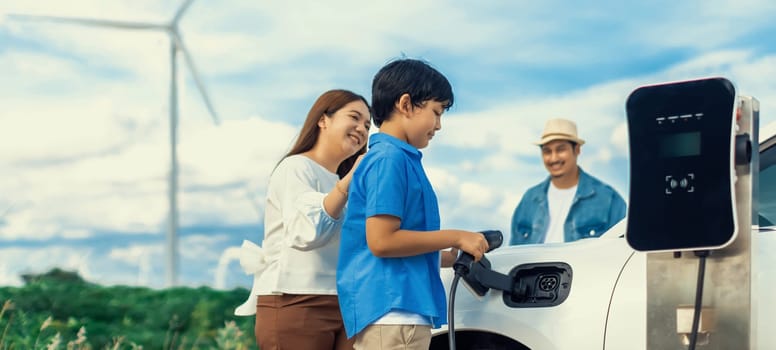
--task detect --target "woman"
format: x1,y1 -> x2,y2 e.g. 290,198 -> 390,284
236,89 -> 371,350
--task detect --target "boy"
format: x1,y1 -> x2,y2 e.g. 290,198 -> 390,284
336,59 -> 489,350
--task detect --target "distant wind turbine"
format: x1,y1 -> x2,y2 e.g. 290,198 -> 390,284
0,203 -> 14,221
8,0 -> 220,287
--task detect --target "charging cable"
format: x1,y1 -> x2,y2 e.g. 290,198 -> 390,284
688,250 -> 709,350
448,274 -> 462,350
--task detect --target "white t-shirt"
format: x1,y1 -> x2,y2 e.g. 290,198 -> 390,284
256,154 -> 344,295
374,310 -> 431,326
544,183 -> 577,243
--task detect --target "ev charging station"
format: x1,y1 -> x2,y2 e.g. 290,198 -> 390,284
626,78 -> 759,349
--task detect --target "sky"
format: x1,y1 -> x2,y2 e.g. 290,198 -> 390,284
1,0 -> 775,289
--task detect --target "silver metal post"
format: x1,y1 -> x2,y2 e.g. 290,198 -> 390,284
167,35 -> 180,287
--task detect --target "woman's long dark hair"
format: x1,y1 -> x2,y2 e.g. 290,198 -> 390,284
283,89 -> 370,178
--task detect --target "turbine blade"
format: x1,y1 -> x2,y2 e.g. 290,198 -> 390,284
6,14 -> 168,31
1,203 -> 14,219
172,0 -> 195,25
173,32 -> 220,125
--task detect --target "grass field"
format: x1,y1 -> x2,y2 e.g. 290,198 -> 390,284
0,268 -> 258,350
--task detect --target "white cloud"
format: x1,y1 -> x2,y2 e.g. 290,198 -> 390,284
426,167 -> 459,192
0,100 -> 157,164
108,243 -> 161,265
610,122 -> 629,157
0,51 -> 83,90
0,263 -> 22,286
480,152 -> 524,172
179,234 -> 232,268
637,1 -> 776,51
586,147 -> 613,166
0,246 -> 95,286
2,0 -> 513,81
108,243 -> 161,286
438,79 -> 633,158
426,164 -> 517,234
187,0 -> 520,68
458,182 -> 496,208
107,235 -> 235,287
178,117 -> 296,186
2,1 -> 171,22
662,50 -> 752,79
0,114 -> 294,239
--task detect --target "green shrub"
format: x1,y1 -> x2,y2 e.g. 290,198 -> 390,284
0,269 -> 257,350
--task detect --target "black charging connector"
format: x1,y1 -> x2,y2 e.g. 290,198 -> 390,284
460,256 -> 514,297
448,230 -> 503,350
453,230 -> 503,277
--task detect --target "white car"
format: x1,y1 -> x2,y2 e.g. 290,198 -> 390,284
431,122 -> 776,350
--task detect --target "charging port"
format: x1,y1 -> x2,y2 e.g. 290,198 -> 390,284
538,274 -> 559,292
504,262 -> 572,308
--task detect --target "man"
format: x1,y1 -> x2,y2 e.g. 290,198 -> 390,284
510,118 -> 626,245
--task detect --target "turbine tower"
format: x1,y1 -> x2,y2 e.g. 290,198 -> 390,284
8,0 -> 220,287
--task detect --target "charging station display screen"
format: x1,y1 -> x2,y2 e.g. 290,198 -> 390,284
659,132 -> 701,158
625,77 -> 737,252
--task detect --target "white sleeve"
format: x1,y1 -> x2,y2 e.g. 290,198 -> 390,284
274,159 -> 343,251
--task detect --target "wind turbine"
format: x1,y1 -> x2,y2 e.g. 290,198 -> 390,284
8,0 -> 220,287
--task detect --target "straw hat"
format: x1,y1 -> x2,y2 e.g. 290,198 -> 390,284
535,118 -> 585,146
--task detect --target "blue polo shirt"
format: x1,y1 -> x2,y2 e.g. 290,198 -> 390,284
336,132 -> 445,338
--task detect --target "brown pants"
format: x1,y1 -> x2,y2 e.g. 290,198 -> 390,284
255,294 -> 353,350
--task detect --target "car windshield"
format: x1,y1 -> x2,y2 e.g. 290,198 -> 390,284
759,131 -> 776,227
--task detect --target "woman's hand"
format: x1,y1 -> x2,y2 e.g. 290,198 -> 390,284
340,154 -> 365,189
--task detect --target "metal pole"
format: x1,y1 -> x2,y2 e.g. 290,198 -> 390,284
167,34 -> 180,287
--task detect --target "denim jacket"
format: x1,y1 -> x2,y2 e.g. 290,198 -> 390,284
510,167 -> 626,245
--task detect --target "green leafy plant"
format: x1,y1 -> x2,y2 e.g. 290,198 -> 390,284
0,268 -> 257,349
215,321 -> 249,350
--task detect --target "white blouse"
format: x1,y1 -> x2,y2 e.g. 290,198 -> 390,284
235,155 -> 344,315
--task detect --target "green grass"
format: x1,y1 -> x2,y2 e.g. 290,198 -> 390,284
0,269 -> 257,350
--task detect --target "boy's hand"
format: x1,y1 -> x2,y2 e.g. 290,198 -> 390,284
456,231 -> 489,262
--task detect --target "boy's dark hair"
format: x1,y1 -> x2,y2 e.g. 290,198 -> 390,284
371,58 -> 454,127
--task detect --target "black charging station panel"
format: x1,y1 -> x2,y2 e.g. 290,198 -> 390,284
626,78 -> 737,252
